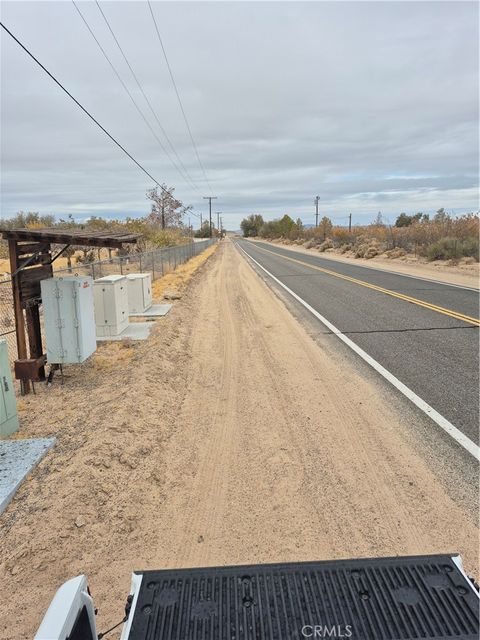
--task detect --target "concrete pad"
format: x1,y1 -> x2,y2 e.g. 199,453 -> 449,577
0,438 -> 56,514
129,303 -> 172,318
96,322 -> 153,342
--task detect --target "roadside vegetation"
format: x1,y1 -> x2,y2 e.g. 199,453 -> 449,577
0,184 -> 197,268
240,209 -> 479,263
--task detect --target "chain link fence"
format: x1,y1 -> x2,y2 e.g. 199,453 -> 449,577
0,238 -> 216,363
0,278 -> 17,363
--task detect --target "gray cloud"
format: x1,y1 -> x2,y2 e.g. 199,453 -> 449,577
1,1 -> 478,229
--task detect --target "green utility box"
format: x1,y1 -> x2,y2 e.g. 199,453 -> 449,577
0,340 -> 19,437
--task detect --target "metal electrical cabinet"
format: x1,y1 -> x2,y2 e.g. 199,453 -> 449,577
0,340 -> 19,437
93,275 -> 129,337
41,276 -> 97,364
126,273 -> 152,314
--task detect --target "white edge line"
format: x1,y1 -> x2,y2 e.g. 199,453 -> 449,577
236,242 -> 480,461
248,240 -> 479,292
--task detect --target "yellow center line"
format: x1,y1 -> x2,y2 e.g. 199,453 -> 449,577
251,244 -> 480,327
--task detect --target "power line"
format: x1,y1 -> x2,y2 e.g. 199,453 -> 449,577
0,20 -> 172,196
95,1 -> 200,194
72,0 -> 200,195
147,1 -> 213,195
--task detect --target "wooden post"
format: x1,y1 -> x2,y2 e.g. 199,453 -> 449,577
25,304 -> 45,380
8,239 -> 30,394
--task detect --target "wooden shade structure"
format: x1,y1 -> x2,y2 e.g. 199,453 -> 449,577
1,227 -> 141,393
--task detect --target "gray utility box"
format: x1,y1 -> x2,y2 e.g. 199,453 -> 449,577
0,339 -> 19,437
41,276 -> 97,364
126,273 -> 152,314
93,275 -> 129,337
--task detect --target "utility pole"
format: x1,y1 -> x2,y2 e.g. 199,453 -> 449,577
220,216 -> 224,237
203,196 -> 217,238
161,203 -> 165,229
348,213 -> 352,233
216,212 -> 222,235
315,196 -> 320,227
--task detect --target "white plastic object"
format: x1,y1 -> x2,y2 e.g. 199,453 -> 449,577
35,575 -> 97,640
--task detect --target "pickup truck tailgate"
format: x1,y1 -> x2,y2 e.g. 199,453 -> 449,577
124,554 -> 479,639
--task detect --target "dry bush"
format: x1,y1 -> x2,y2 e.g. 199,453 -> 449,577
426,237 -> 479,262
384,248 -> 407,259
354,237 -> 383,259
318,239 -> 334,252
92,341 -> 135,371
331,227 -> 353,245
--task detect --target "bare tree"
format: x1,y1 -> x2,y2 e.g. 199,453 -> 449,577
146,184 -> 186,229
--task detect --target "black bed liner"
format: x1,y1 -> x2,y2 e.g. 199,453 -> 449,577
127,554 -> 479,640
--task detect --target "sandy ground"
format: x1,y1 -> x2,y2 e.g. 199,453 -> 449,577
249,238 -> 479,289
0,239 -> 478,639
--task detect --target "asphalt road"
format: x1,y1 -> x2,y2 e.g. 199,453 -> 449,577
236,239 -> 479,449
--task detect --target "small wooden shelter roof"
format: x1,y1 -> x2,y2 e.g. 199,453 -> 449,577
1,227 -> 141,249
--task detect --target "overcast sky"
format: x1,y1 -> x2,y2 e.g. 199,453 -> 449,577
1,1 -> 478,229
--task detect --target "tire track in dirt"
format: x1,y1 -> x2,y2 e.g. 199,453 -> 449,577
174,246 -> 240,567
229,247 -> 422,557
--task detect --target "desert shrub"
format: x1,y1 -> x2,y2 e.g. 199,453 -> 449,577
426,237 -> 479,262
318,239 -> 333,252
332,227 -> 354,246
384,248 -> 407,259
76,249 -> 95,264
355,238 -> 382,259
363,246 -> 380,259
354,244 -> 368,258
339,243 -> 352,254
462,237 -> 480,260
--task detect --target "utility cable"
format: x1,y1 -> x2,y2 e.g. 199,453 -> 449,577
72,0 -> 200,195
0,21 -> 172,195
147,0 -> 213,195
95,1 -> 200,194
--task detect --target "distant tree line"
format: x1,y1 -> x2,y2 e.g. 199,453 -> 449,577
239,209 -> 479,262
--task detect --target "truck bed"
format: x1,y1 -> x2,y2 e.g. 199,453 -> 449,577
124,554 -> 479,639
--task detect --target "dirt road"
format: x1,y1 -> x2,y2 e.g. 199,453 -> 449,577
1,239 -> 478,638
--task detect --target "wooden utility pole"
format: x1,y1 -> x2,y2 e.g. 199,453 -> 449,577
203,196 -> 217,238
315,196 -> 320,227
348,213 -> 352,232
